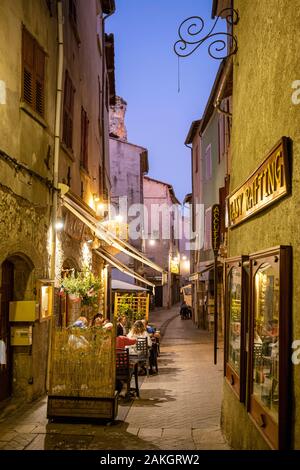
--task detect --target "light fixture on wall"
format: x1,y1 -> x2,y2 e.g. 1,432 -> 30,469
55,219 -> 64,231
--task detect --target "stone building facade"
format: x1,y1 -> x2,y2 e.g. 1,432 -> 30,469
0,0 -> 57,402
143,176 -> 181,308
212,0 -> 300,451
0,0 -> 116,404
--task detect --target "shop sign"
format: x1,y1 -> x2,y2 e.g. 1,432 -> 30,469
211,204 -> 220,255
228,138 -> 290,228
170,257 -> 180,274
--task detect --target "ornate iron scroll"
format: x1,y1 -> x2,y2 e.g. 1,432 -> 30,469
174,8 -> 239,60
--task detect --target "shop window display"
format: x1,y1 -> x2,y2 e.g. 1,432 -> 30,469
225,256 -> 248,401
253,264 -> 279,421
249,246 -> 291,450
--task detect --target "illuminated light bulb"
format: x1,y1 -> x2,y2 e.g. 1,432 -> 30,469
149,239 -> 156,246
55,220 -> 64,231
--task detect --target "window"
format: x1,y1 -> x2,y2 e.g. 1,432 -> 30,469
22,27 -> 46,117
205,144 -> 212,180
194,145 -> 199,173
248,246 -> 291,450
204,207 -> 212,250
80,107 -> 89,171
225,256 -> 248,401
69,0 -> 77,25
62,71 -> 75,150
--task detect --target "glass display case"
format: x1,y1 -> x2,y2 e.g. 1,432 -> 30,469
248,246 -> 291,450
225,256 -> 248,401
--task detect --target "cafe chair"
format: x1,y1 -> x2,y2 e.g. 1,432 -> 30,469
116,348 -> 139,398
136,337 -> 149,377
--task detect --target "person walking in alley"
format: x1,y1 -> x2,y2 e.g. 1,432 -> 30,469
180,301 -> 190,320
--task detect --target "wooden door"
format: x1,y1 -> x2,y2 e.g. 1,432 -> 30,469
155,286 -> 163,307
0,261 -> 14,400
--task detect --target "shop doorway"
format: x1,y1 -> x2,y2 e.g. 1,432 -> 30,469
0,254 -> 33,401
155,285 -> 163,307
0,260 -> 14,400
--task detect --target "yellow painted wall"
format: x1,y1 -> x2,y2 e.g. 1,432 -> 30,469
223,0 -> 300,449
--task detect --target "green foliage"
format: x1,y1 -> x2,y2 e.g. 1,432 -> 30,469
61,269 -> 102,308
116,294 -> 145,329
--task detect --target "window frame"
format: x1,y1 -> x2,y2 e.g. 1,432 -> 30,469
62,70 -> 75,151
80,106 -> 89,171
22,26 -> 46,118
224,255 -> 249,402
204,144 -> 212,180
247,245 -> 292,450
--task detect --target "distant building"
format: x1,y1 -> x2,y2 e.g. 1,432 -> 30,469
143,176 -> 181,308
109,96 -> 149,284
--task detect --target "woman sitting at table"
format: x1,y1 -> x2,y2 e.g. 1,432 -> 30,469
127,320 -> 152,347
116,335 -> 136,350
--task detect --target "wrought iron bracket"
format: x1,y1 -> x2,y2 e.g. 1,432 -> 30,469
174,8 -> 239,60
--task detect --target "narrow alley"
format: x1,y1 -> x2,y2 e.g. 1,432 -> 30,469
0,305 -> 229,451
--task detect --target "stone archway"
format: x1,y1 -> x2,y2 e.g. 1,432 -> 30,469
0,252 -> 34,401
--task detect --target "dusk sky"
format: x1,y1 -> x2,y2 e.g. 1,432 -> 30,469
107,0 -> 226,203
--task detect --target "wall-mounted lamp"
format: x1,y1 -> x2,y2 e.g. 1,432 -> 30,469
55,219 -> 64,231
149,239 -> 156,246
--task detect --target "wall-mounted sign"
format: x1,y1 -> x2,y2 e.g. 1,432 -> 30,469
211,204 -> 220,255
228,138 -> 290,228
170,257 -> 180,274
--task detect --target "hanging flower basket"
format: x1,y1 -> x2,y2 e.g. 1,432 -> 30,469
60,269 -> 102,312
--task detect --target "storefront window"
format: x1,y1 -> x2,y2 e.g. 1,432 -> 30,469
225,256 -> 248,401
228,267 -> 242,373
249,246 -> 291,450
253,263 -> 279,422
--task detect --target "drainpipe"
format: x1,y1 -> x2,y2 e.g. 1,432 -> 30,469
101,6 -> 115,317
47,0 -> 63,391
101,7 -> 115,202
50,0 -> 64,280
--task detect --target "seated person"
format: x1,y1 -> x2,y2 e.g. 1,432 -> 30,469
116,335 -> 136,350
127,320 -> 152,347
117,316 -> 127,336
102,320 -> 113,331
68,316 -> 89,350
90,313 -> 104,327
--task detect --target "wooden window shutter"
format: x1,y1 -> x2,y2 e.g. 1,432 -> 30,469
80,107 -> 84,165
22,28 -> 35,108
63,71 -> 75,149
84,115 -> 89,170
22,27 -> 45,117
35,43 -> 45,116
80,107 -> 88,170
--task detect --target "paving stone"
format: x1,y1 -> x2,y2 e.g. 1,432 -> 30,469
125,426 -> 139,436
0,305 -> 229,451
162,428 -> 192,439
0,431 -> 17,442
2,433 -> 37,450
14,424 -> 38,434
138,428 -> 162,439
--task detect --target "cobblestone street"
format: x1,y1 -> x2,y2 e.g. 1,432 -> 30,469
0,305 -> 230,450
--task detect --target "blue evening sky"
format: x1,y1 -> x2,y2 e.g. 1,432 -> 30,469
107,0 -> 225,203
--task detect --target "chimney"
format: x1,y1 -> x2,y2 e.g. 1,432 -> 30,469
109,96 -> 128,141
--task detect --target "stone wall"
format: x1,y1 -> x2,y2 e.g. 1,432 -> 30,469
222,0 -> 300,450
0,183 -> 51,402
